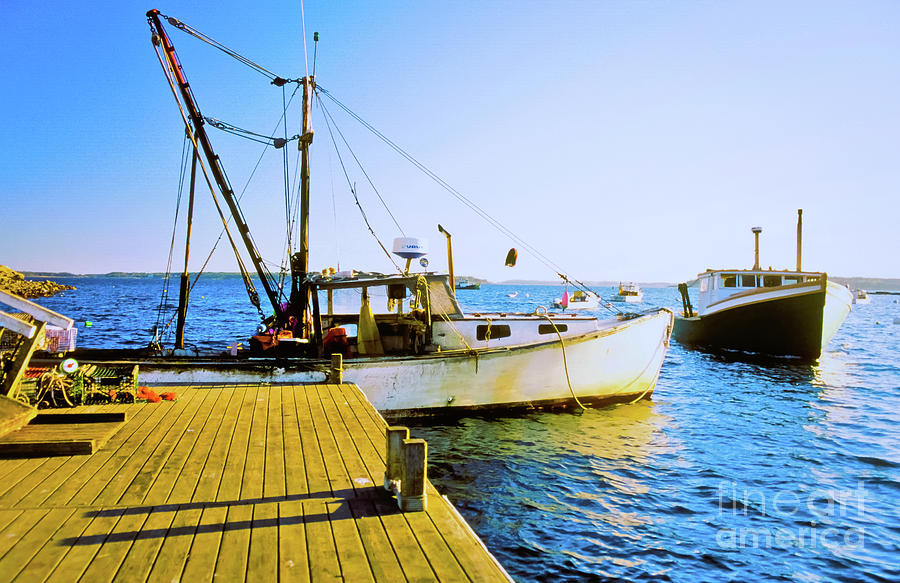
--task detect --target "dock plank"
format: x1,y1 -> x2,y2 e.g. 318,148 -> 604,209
278,499 -> 310,582
282,385 -> 309,497
111,505 -> 178,583
0,383 -> 511,582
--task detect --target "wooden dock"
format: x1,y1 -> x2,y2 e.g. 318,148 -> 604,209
0,383 -> 511,582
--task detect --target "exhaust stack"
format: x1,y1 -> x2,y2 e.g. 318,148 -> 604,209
752,227 -> 762,270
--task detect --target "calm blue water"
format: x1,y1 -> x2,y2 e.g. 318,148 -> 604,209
34,276 -> 900,582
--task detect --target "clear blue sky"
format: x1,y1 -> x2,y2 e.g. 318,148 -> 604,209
3,1 -> 899,283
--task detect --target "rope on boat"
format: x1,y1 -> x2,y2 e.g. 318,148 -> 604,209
537,312 -> 587,412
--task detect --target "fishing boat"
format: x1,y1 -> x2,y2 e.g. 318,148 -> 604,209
673,210 -> 852,361
551,290 -> 600,310
455,279 -> 481,290
852,289 -> 870,305
41,11 -> 674,418
611,282 -> 644,303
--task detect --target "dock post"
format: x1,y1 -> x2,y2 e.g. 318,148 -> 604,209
329,353 -> 343,383
399,438 -> 427,511
384,426 -> 408,490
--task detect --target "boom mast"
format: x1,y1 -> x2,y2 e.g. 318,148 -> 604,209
147,9 -> 283,317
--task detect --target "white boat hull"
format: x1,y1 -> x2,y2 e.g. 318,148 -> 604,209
610,294 -> 643,303
106,308 -> 674,417
331,308 -> 673,414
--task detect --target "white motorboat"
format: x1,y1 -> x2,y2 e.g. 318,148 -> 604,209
673,212 -> 851,361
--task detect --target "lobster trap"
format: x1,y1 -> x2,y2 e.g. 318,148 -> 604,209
15,362 -> 139,408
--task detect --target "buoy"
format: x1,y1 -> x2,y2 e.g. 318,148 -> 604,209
85,321 -> 93,327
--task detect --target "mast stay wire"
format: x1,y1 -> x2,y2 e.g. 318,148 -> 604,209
157,13 -> 293,84
317,97 -> 406,237
317,86 -> 621,315
151,39 -> 266,318
319,98 -> 402,273
189,85 -> 301,306
154,133 -> 192,344
159,12 -> 619,314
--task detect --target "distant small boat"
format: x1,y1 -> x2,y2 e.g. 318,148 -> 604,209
611,282 -> 643,303
507,291 -> 519,298
852,289 -> 870,305
455,279 -> 480,290
551,290 -> 600,310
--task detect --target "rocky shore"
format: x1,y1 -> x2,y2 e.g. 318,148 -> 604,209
0,265 -> 75,299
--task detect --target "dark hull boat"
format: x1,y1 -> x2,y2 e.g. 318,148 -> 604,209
673,212 -> 852,361
673,276 -> 850,360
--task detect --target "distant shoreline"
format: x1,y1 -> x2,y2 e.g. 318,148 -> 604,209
17,271 -> 900,291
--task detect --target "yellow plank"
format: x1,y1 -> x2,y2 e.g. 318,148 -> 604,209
76,509 -> 151,583
316,384 -> 377,496
329,497 -> 375,583
13,508 -> 96,583
42,391 -> 198,507
163,386 -> 239,504
192,386 -> 249,502
214,503 -> 252,578
241,386 -> 269,500
14,401 -> 158,508
0,507 -> 73,579
0,456 -> 69,507
216,385 -> 260,502
179,504 -> 227,582
278,500 -> 310,582
108,505 -> 179,583
304,499 -> 341,581
135,386 -> 230,505
0,508 -> 49,559
264,385 -> 286,499
44,508 -> 126,583
293,384 -> 330,499
307,385 -> 352,498
143,506 -> 203,582
247,500 -> 280,579
281,385 -> 309,497
347,498 -> 406,583
91,386 -> 213,506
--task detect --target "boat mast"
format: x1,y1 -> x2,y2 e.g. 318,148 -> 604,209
147,9 -> 283,318
290,75 -> 315,337
175,146 -> 198,349
796,209 -> 803,272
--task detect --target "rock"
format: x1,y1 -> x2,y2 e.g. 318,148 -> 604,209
0,265 -> 75,299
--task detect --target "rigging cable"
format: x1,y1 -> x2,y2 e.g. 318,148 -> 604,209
318,96 -> 406,236
157,13 -> 295,84
151,39 -> 265,318
319,99 -> 402,272
154,133 -> 192,346
187,85 -> 301,310
316,86 -> 620,315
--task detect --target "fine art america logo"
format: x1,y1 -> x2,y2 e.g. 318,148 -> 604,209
715,481 -> 867,551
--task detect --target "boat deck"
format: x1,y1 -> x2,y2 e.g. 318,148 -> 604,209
0,383 -> 509,581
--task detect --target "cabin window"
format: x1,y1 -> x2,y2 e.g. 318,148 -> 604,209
763,275 -> 782,287
741,275 -> 757,287
477,324 -> 511,341
784,276 -> 802,285
538,324 -> 568,334
722,275 -> 737,288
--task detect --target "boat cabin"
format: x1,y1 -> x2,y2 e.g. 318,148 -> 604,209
695,269 -> 823,313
